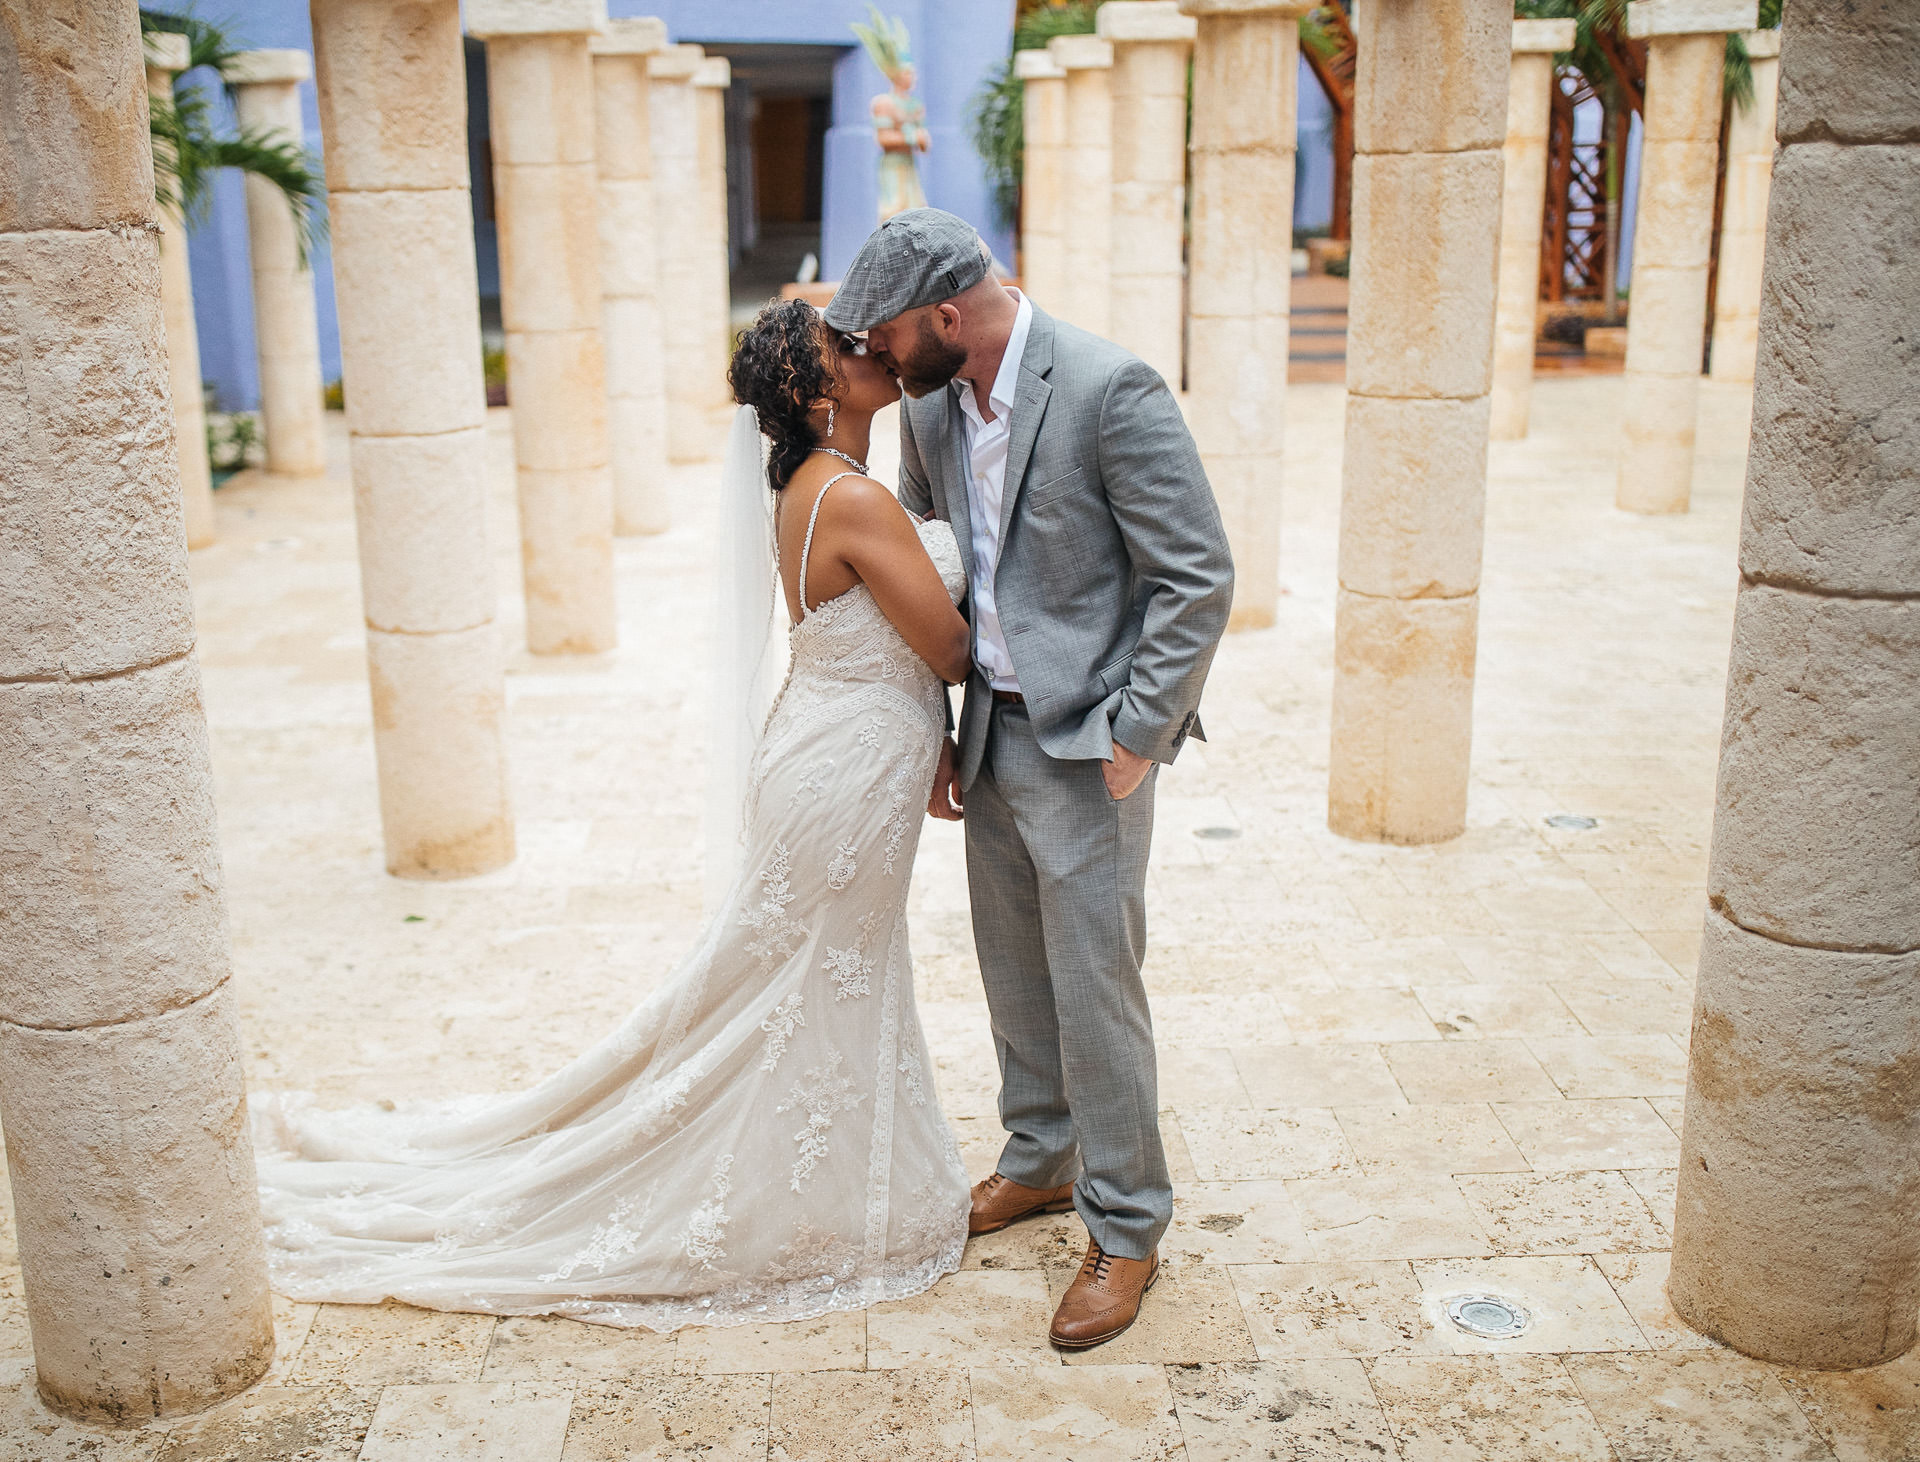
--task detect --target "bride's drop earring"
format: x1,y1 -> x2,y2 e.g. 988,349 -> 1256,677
825,403 -> 837,438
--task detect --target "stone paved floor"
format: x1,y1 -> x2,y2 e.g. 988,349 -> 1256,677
4,376 -> 1918,1459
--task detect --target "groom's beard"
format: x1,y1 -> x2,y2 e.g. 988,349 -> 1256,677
891,317 -> 969,398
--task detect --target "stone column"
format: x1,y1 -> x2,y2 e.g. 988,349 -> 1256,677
143,31 -> 217,548
228,49 -> 327,476
1615,0 -> 1756,514
0,0 -> 273,1422
693,56 -> 734,415
1327,0 -> 1510,845
590,17 -> 670,535
471,0 -> 617,654
1098,0 -> 1196,385
1015,47 -> 1068,316
1181,0 -> 1306,631
650,43 -> 708,462
1490,19 -> 1576,440
1708,27 -> 1780,383
1047,33 -> 1114,336
312,0 -> 515,878
1670,0 -> 1920,1370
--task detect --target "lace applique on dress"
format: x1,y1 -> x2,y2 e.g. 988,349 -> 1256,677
826,842 -> 858,890
824,945 -> 874,1001
542,1189 -> 656,1282
742,841 -> 805,971
759,992 -> 805,1070
777,1049 -> 866,1193
684,1156 -> 735,1271
899,1041 -> 927,1107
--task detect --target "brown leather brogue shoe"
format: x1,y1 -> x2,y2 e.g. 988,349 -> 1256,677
968,1173 -> 1077,1236
1048,1240 -> 1159,1350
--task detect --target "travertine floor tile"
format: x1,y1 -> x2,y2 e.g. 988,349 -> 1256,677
1335,1104 -> 1530,1177
1551,979 -> 1695,1038
1580,931 -> 1685,980
1621,1168 -> 1678,1234
970,1364 -> 1182,1461
1156,1047 -> 1257,1108
1041,1262 -> 1257,1366
768,1368 -> 973,1462
1169,1358 -> 1398,1461
1415,985 -> 1584,1041
481,1314 -> 675,1380
961,1210 -> 1090,1272
1456,1170 -> 1668,1254
1474,880 -> 1633,935
1639,930 -> 1703,979
288,1301 -> 494,1386
0,1275 -> 26,1366
866,1270 -> 1055,1369
1444,933 -> 1614,986
262,1296 -> 322,1384
1162,1181 -> 1315,1265
1178,1106 -> 1357,1182
1231,1261 -> 1446,1360
1313,936 -> 1473,987
1566,1350 -> 1833,1461
1278,988 -> 1441,1044
1383,1040 -> 1564,1104
1492,1099 -> 1681,1171
1288,1175 -> 1494,1261
1525,1036 -> 1688,1099
675,1311 -> 864,1375
1594,1253 -> 1716,1351
357,1383 -> 572,1462
1367,1354 -> 1615,1461
1232,1043 -> 1406,1109
1414,1257 -> 1648,1355
0,1360 -> 165,1461
563,1375 -> 771,1461
154,1386 -> 379,1462
1778,1347 -> 1920,1462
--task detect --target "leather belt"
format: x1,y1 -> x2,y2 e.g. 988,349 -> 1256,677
991,689 -> 1025,704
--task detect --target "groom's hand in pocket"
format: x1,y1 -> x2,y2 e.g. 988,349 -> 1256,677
1103,741 -> 1153,802
928,737 -> 964,821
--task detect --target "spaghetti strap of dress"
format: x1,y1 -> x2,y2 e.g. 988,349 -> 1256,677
797,471 -> 860,619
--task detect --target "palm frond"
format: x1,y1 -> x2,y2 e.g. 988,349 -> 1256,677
202,129 -> 329,266
1013,2 -> 1096,51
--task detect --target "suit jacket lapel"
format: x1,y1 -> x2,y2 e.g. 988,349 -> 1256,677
997,307 -> 1056,543
939,390 -> 975,582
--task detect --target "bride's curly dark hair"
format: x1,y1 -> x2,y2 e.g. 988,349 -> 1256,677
728,298 -> 835,491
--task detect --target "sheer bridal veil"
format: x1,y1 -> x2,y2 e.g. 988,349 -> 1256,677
704,405 -> 788,908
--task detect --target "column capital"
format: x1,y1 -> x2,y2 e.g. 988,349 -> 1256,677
1626,0 -> 1758,38
1512,18 -> 1576,53
1178,0 -> 1311,16
590,16 -> 666,56
1743,26 -> 1781,58
649,42 -> 703,81
692,57 -> 730,89
1014,48 -> 1068,82
1096,1 -> 1197,45
1049,34 -> 1114,70
466,0 -> 607,41
142,31 -> 190,75
224,48 -> 311,86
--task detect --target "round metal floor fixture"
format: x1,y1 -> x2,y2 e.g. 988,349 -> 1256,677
1193,826 -> 1242,840
1544,813 -> 1599,831
1445,1293 -> 1532,1339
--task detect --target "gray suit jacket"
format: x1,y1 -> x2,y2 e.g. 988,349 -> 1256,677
899,305 -> 1234,789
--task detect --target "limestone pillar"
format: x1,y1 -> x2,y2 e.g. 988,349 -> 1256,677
312,0 -> 515,878
1097,0 -> 1196,385
590,18 -> 670,535
228,49 -> 327,476
1047,33 -> 1113,336
1670,0 -> 1920,1370
693,56 -> 735,415
1015,48 -> 1069,317
1327,0 -> 1510,845
143,31 -> 217,548
471,0 -> 617,654
1490,19 -> 1576,440
1615,0 -> 1756,513
0,0 -> 273,1422
1708,28 -> 1779,383
1181,0 -> 1307,631
650,43 -> 709,462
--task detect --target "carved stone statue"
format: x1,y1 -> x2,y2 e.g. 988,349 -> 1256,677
853,6 -> 929,223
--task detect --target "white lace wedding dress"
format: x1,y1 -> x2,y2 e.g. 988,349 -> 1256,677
253,494 -> 972,1330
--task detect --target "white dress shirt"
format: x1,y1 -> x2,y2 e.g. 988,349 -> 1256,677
952,290 -> 1033,693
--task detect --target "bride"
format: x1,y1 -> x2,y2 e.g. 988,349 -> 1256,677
252,299 -> 976,1330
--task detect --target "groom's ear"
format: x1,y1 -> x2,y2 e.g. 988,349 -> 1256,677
933,301 -> 963,338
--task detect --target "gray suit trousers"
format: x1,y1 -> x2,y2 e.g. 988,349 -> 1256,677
965,698 -> 1171,1259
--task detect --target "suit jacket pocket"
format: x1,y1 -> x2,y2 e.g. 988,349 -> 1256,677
1098,650 -> 1134,695
1023,465 -> 1084,511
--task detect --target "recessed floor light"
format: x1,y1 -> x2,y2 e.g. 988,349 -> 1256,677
1445,1293 -> 1532,1339
1545,814 -> 1598,831
1194,826 -> 1242,840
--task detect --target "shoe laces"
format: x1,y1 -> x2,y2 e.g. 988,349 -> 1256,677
1081,1243 -> 1117,1284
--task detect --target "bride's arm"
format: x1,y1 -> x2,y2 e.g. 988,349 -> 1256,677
818,477 -> 971,683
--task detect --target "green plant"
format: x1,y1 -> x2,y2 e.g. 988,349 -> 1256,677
206,406 -> 262,476
140,8 -> 328,265
968,2 -> 1099,229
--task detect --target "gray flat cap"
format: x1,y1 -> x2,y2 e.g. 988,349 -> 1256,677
824,208 -> 992,332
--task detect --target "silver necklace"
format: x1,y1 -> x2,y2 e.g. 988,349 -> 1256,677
812,446 -> 869,474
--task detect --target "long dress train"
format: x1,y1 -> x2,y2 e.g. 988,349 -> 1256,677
253,502 -> 972,1331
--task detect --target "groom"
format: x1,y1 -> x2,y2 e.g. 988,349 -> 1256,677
827,210 -> 1234,1349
